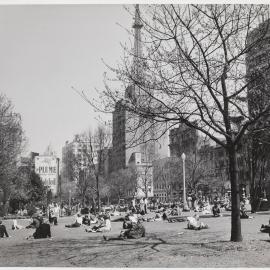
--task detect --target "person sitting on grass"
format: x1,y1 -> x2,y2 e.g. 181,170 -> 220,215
0,220 -> 9,238
26,215 -> 51,240
127,210 -> 139,223
12,219 -> 23,230
90,213 -> 99,224
240,201 -> 254,219
26,214 -> 43,229
82,215 -> 91,226
162,209 -> 168,221
147,213 -> 163,222
154,213 -> 162,221
85,215 -> 111,232
123,213 -> 138,228
65,213 -> 83,228
260,219 -> 270,234
103,220 -> 145,241
212,203 -> 221,217
187,214 -> 208,230
85,216 -> 103,232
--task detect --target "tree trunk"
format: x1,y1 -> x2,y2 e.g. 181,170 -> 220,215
96,175 -> 100,213
82,194 -> 85,208
228,144 -> 243,242
92,197 -> 96,215
118,194 -> 121,204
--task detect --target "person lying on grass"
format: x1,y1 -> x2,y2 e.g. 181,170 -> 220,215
65,213 -> 83,228
147,213 -> 163,222
187,214 -> 208,230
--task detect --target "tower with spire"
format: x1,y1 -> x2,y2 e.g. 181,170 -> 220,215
125,4 -> 144,101
112,5 -> 169,177
133,4 -> 143,75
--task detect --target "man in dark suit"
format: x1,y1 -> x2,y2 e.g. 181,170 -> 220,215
33,223 -> 51,239
26,215 -> 51,240
0,220 -> 9,238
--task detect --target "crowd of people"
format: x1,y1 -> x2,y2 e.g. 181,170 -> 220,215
0,196 -> 269,241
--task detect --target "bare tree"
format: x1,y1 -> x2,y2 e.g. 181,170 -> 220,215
92,5 -> 270,241
185,151 -> 209,194
100,183 -> 111,205
61,141 -> 95,207
137,163 -> 152,199
75,125 -> 112,212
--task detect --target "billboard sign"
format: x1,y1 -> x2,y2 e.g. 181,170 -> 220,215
35,156 -> 59,195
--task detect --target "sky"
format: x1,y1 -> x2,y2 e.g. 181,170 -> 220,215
0,4 -> 133,157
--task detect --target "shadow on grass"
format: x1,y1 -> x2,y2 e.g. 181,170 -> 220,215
10,233 -> 231,251
252,211 -> 270,216
260,239 -> 270,243
3,232 -> 264,267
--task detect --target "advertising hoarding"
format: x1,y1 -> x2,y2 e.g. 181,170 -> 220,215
35,156 -> 59,195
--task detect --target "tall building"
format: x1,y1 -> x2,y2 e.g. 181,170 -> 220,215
111,5 -> 169,199
246,19 -> 270,116
246,18 -> 270,200
111,5 -> 169,173
112,100 -> 128,171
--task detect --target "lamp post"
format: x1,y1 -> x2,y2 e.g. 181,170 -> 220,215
181,153 -> 189,211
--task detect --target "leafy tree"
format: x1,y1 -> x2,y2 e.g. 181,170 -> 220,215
8,166 -> 46,213
0,95 -> 25,216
